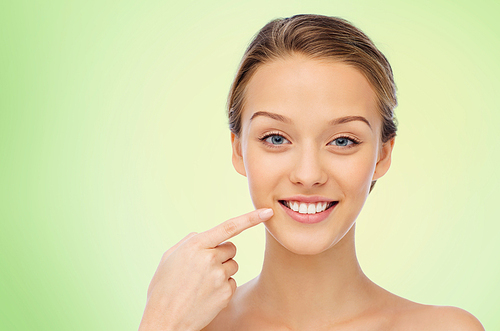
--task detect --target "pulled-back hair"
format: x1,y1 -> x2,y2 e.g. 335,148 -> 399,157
227,14 -> 397,191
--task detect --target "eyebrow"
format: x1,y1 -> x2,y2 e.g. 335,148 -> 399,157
329,115 -> 372,130
249,111 -> 372,130
250,111 -> 292,124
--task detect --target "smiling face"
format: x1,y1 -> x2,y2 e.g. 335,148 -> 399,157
231,54 -> 394,255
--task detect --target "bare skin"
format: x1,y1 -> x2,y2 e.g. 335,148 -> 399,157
201,55 -> 484,331
140,55 -> 484,331
139,208 -> 275,331
203,225 -> 484,330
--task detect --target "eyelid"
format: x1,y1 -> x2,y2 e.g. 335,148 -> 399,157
258,131 -> 291,148
328,134 -> 362,147
257,131 -> 361,149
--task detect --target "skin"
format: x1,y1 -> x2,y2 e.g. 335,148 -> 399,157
138,208 -> 274,331
200,55 -> 484,330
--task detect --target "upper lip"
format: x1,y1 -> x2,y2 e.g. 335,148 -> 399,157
279,195 -> 336,203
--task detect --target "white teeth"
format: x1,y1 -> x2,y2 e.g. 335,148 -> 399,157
315,202 -> 324,213
284,200 -> 332,214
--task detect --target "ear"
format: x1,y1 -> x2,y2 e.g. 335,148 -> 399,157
231,132 -> 247,177
372,138 -> 395,181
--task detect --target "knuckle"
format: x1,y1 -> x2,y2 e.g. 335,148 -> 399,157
211,271 -> 226,288
215,267 -> 226,281
161,249 -> 174,263
187,232 -> 199,242
222,220 -> 238,237
188,233 -> 202,245
248,213 -> 258,224
204,250 -> 217,264
246,212 -> 259,225
186,232 -> 199,242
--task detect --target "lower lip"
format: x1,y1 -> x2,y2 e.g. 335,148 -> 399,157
279,202 -> 337,224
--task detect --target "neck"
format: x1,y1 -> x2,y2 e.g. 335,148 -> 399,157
254,223 -> 377,328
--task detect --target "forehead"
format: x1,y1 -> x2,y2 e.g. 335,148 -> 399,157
242,55 -> 381,133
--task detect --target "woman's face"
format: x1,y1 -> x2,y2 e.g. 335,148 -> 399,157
231,55 -> 394,255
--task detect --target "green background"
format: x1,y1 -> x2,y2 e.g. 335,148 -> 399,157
1,0 -> 498,329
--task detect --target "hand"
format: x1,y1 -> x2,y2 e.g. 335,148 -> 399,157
138,208 -> 274,331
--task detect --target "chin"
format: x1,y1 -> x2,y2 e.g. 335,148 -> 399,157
264,217 -> 351,256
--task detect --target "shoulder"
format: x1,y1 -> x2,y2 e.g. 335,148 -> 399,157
394,304 -> 484,331
424,306 -> 484,331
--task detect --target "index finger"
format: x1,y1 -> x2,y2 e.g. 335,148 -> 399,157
197,208 -> 274,248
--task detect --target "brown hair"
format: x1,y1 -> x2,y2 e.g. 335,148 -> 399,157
227,14 -> 397,191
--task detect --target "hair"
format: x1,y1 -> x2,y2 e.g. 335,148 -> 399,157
227,14 -> 397,192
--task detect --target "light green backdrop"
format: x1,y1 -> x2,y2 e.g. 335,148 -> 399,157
1,0 -> 498,329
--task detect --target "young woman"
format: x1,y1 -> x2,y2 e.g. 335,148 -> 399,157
139,15 -> 484,331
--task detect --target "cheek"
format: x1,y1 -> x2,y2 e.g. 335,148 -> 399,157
329,149 -> 377,196
244,146 -> 286,207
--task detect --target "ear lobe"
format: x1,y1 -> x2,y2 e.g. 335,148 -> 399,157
372,138 -> 395,181
231,133 -> 247,177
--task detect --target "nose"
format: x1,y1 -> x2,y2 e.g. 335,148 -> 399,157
289,144 -> 328,188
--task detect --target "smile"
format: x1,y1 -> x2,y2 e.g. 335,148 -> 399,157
278,200 -> 338,224
279,200 -> 337,214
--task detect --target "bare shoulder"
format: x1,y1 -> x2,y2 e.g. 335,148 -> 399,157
372,287 -> 484,331
422,305 -> 484,331
394,304 -> 485,331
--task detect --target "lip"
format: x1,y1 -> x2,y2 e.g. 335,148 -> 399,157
279,199 -> 338,224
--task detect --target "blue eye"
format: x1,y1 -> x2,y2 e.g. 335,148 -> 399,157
265,134 -> 289,145
333,137 -> 351,146
330,136 -> 359,147
259,132 -> 291,148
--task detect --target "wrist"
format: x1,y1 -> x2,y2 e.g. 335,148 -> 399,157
139,310 -> 194,331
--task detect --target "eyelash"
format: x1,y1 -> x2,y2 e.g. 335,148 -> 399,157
258,131 -> 290,149
258,132 -> 361,149
329,135 -> 361,148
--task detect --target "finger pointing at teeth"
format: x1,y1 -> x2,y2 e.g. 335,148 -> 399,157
197,208 -> 274,248
139,208 -> 274,331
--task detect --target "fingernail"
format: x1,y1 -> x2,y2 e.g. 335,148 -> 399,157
259,208 -> 274,220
